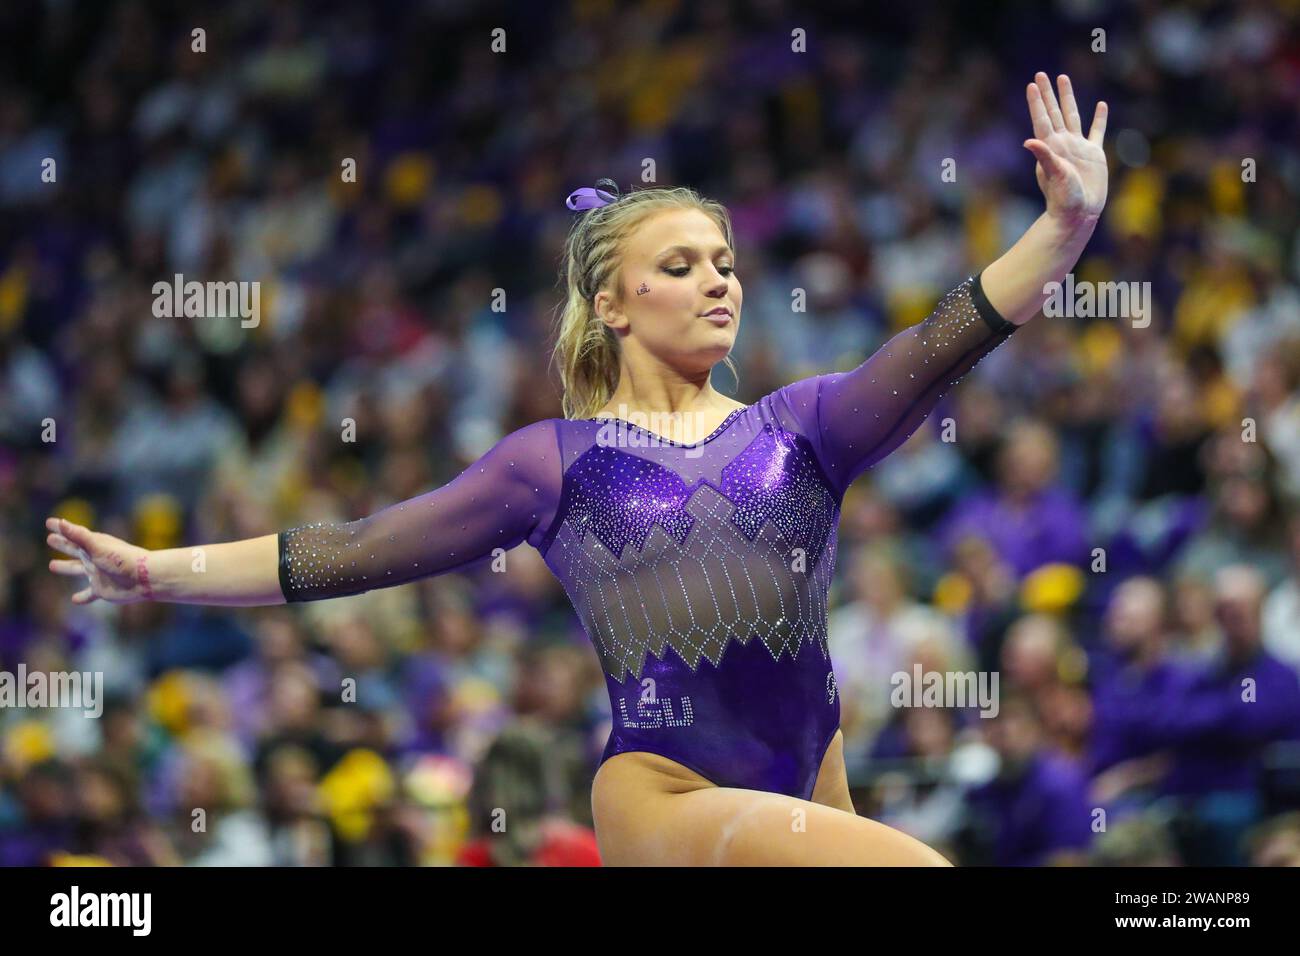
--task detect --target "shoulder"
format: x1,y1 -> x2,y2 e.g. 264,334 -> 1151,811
477,419 -> 569,492
496,418 -> 566,453
762,375 -> 829,411
751,376 -> 833,438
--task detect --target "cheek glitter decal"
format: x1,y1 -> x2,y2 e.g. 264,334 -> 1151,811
636,282 -> 649,295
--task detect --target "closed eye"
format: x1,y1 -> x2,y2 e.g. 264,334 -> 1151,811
664,265 -> 736,277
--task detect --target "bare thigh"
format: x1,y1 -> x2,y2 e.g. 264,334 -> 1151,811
809,729 -> 855,814
591,737 -> 951,867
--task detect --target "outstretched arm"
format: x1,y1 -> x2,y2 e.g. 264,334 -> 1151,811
784,73 -> 1108,495
46,520 -> 282,606
47,419 -> 562,607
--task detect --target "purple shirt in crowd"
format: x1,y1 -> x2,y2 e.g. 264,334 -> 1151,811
966,750 -> 1094,866
938,486 -> 1090,578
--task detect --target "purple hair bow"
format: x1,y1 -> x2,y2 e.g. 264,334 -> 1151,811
565,185 -> 619,211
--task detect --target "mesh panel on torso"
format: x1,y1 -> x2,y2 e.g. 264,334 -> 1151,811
540,407 -> 840,680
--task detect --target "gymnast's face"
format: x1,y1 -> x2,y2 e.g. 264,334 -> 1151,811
595,207 -> 742,375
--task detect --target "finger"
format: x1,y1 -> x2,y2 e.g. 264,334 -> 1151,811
71,587 -> 100,606
1088,100 -> 1108,145
58,518 -> 96,551
1057,74 -> 1082,134
47,533 -> 83,558
1026,84 -> 1052,140
1035,71 -> 1065,132
1024,139 -> 1065,177
49,559 -> 88,577
47,535 -> 93,571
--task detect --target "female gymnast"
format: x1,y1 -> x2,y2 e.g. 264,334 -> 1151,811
47,73 -> 1108,865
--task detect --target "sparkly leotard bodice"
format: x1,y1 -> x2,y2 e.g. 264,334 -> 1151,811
279,274 -> 1017,798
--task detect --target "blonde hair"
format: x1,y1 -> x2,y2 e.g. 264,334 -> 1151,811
552,184 -> 738,419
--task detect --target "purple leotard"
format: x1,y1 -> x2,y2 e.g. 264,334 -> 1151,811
278,273 -> 1017,799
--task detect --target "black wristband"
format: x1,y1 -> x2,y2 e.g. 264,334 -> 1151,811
972,270 -> 1017,336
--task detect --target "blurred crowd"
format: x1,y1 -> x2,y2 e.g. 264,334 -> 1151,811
2,0 -> 1299,866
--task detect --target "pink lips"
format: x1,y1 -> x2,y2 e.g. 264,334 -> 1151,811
703,307 -> 732,324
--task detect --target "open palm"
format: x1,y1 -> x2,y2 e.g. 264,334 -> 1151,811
1024,72 -> 1109,226
46,516 -> 150,605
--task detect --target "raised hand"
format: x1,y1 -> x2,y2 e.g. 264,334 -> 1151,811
1023,72 -> 1109,227
46,516 -> 153,605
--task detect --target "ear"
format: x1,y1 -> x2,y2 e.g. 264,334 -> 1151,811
594,287 -> 629,332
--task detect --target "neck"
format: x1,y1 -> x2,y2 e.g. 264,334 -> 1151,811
602,362 -> 731,417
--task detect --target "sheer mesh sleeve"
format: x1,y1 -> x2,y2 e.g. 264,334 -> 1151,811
278,419 -> 563,602
782,270 -> 1018,497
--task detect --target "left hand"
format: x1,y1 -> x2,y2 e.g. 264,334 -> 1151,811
1023,72 -> 1109,227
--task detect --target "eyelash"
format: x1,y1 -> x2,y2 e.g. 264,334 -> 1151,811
665,265 -> 736,277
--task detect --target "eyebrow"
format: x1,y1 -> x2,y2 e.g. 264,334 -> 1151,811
655,244 -> 734,260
